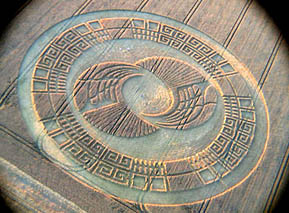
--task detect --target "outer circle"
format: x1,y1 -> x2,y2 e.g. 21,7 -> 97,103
18,10 -> 269,205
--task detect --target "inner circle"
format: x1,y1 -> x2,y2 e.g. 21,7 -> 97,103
122,67 -> 173,116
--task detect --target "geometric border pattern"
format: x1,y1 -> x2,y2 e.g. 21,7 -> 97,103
32,17 -> 256,193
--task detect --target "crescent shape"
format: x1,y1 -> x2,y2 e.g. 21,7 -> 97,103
136,57 -> 217,129
73,62 -> 159,138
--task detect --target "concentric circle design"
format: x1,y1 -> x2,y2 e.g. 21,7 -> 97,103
18,11 -> 269,205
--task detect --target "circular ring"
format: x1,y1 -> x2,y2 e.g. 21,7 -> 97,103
18,10 -> 269,205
